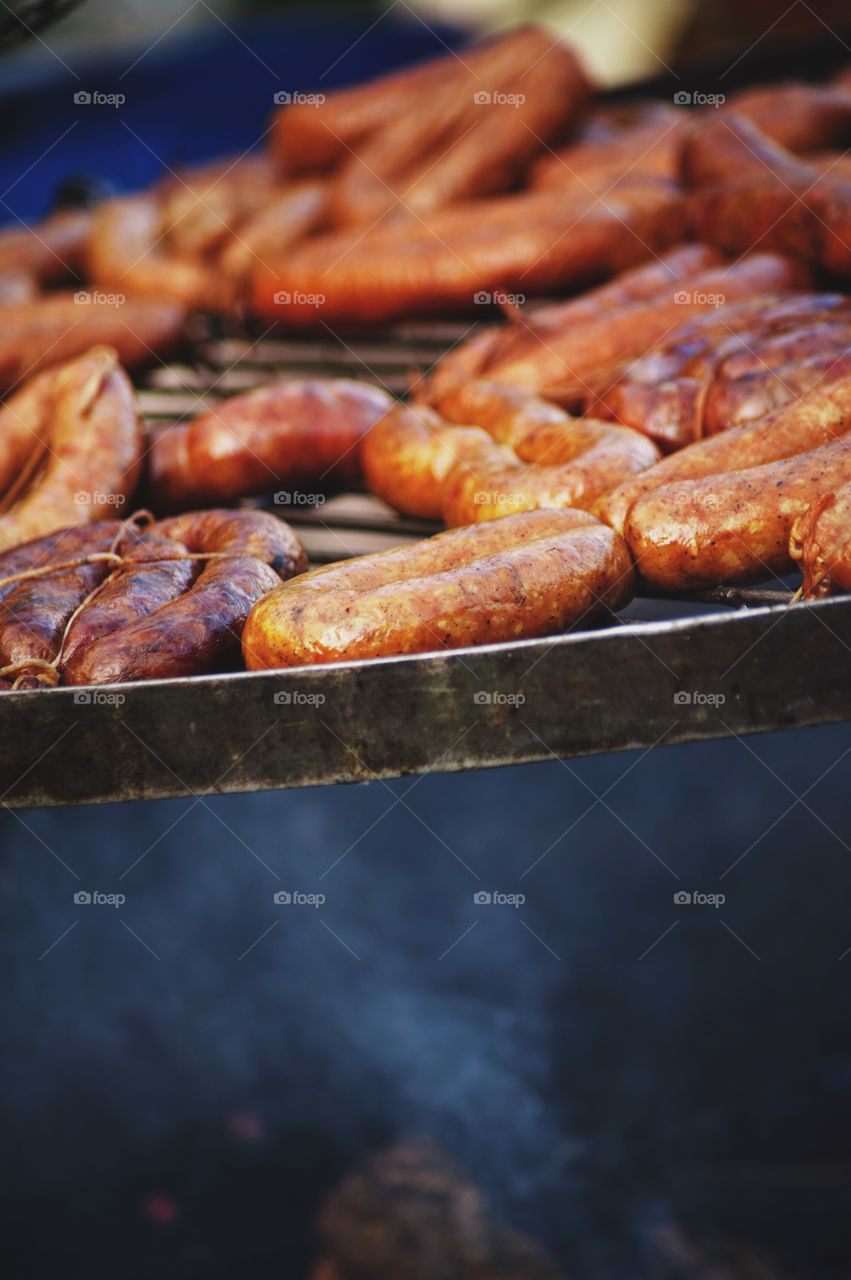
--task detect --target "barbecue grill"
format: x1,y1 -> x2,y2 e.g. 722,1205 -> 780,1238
0,315 -> 846,811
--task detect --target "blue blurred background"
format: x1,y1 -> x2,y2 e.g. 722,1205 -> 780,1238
2,5 -> 851,1277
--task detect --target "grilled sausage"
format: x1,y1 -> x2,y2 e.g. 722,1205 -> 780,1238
626,430 -> 851,591
722,81 -> 851,156
421,243 -> 723,402
65,510 -> 307,684
452,252 -> 810,396
0,293 -> 186,393
149,378 -> 394,511
0,207 -> 93,285
273,26 -> 590,204
686,117 -> 851,276
87,194 -> 229,312
329,28 -> 590,226
530,110 -> 688,193
441,418 -> 660,526
243,509 -> 634,668
0,346 -> 143,553
0,522 -> 128,674
60,531 -> 198,674
362,403 -> 492,520
598,374 -> 851,535
251,183 -> 685,326
790,486 -> 851,597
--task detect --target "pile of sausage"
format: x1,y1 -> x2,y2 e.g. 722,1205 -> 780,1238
4,31 -> 851,688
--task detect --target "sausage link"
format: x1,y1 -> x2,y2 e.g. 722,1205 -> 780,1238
65,510 -> 307,685
0,346 -> 143,553
0,208 -> 93,285
422,244 -> 722,401
626,432 -> 851,591
243,509 -> 634,668
251,184 -> 685,327
464,253 -> 810,396
361,404 -> 492,520
149,379 -> 394,511
0,294 -> 186,394
442,421 -> 659,526
0,522 -> 131,672
60,531 -> 198,675
598,373 -> 851,535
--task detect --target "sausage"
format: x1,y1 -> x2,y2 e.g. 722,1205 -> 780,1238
530,111 -> 688,193
60,531 -> 198,674
682,112 -> 814,189
242,509 -> 635,668
0,270 -> 37,305
251,183 -> 685,326
722,82 -> 851,156
790,487 -> 851,597
365,383 -> 659,522
0,521 -> 130,677
218,178 -> 329,285
422,244 -> 723,401
87,194 -> 229,311
273,26 -> 590,201
685,118 -> 851,275
441,418 -> 660,526
0,293 -> 186,393
0,207 -> 93,285
0,346 -> 143,553
65,510 -> 307,685
329,29 -> 590,226
157,154 -> 279,259
598,373 -> 851,535
273,47 -> 456,174
590,297 -> 851,446
361,403 -> 492,520
626,430 -> 851,591
148,378 -> 394,511
703,349 -> 851,435
457,252 -> 810,396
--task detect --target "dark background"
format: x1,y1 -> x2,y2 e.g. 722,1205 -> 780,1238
2,7 -> 851,1277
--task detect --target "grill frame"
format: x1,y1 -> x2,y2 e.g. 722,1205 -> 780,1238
0,314 -> 847,808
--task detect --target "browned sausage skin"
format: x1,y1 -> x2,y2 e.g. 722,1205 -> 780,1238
597,374 -> 851,536
790,486 -> 851,598
67,510 -> 307,685
149,379 -> 394,511
243,509 -> 634,668
625,430 -> 851,591
0,346 -> 143,553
